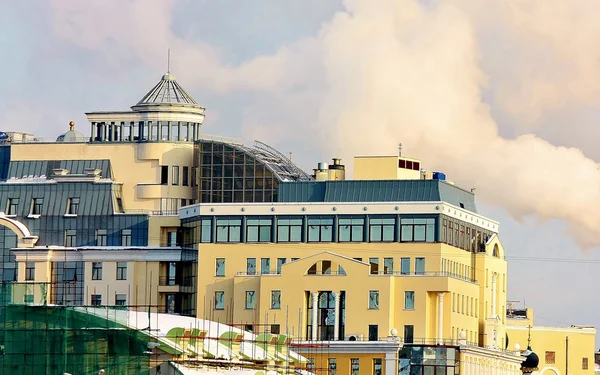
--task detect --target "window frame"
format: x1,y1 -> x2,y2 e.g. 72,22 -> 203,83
215,291 -> 225,310
247,218 -> 273,243
91,294 -> 102,306
67,197 -> 80,215
25,262 -> 35,281
271,290 -> 281,309
338,216 -> 365,242
121,229 -> 132,246
404,291 -> 415,310
368,290 -> 379,310
92,262 -> 103,280
95,229 -> 107,246
116,262 -> 127,280
369,216 -> 395,242
215,258 -> 225,276
245,291 -> 256,310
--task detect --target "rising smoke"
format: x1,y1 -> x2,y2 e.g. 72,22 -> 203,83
47,0 -> 600,248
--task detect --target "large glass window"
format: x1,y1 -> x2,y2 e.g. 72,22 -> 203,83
338,216 -> 364,242
277,217 -> 302,242
401,258 -> 410,275
121,229 -> 132,246
200,218 -> 212,243
172,166 -> 179,185
271,290 -> 281,309
368,291 -> 379,309
328,358 -> 337,375
25,262 -> 35,281
161,166 -> 168,185
246,258 -> 256,275
351,358 -> 359,375
415,257 -> 425,275
215,258 -> 225,276
405,291 -> 415,310
369,325 -> 379,341
369,217 -> 395,242
67,197 -> 79,215
400,217 -> 436,242
7,198 -> 18,216
261,258 -> 270,274
216,218 -> 241,243
31,198 -> 43,215
245,291 -> 256,309
247,218 -> 272,243
373,358 -> 382,375
404,325 -> 414,343
64,230 -> 76,247
308,216 -> 333,242
215,291 -> 225,310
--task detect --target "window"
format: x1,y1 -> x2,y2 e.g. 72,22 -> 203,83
369,257 -> 379,275
2,268 -> 15,281
350,358 -> 359,375
368,325 -> 379,341
373,358 -> 383,375
383,258 -> 393,274
277,218 -> 302,242
246,258 -> 256,275
415,257 -> 425,275
583,357 -> 589,370
200,219 -> 212,243
121,229 -> 131,246
276,258 -> 286,274
216,218 -> 241,243
115,294 -> 127,306
167,231 -> 177,247
172,166 -> 179,185
245,291 -> 256,309
261,258 -> 271,274
64,229 -> 76,247
24,295 -> 34,303
369,291 -> 379,309
215,291 -> 225,310
545,351 -> 555,364
160,166 -> 168,185
116,197 -> 124,213
328,358 -> 337,375
244,324 -> 253,333
307,358 -> 315,372
247,218 -> 272,242
182,166 -> 189,186
67,197 -> 79,215
369,217 -> 395,241
401,258 -> 410,275
31,198 -> 43,215
91,294 -> 102,306
307,216 -> 333,242
96,229 -> 107,246
404,325 -> 414,343
7,198 -> 18,216
116,262 -> 127,280
215,258 -> 225,276
405,291 -> 415,310
271,290 -> 281,309
400,217 -> 436,242
270,324 -> 280,334
64,263 -> 77,281
92,262 -> 103,280
338,216 -> 364,242
25,262 -> 35,281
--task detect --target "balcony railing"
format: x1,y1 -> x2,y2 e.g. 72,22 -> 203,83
159,276 -> 193,287
234,270 -> 477,283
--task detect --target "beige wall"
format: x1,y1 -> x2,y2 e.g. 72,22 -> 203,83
354,156 -> 421,180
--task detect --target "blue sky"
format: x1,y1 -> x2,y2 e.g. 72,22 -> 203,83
2,0 -> 600,347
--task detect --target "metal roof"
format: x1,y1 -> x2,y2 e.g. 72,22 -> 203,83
135,72 -> 200,107
7,160 -> 113,180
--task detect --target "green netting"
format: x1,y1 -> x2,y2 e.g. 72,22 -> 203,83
0,283 -> 150,375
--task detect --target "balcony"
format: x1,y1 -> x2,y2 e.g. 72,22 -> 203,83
369,271 -> 478,284
157,276 -> 193,292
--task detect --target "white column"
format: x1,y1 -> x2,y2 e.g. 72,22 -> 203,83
491,273 -> 497,317
385,350 -> 398,375
437,292 -> 445,344
333,292 -> 341,341
311,292 -> 318,341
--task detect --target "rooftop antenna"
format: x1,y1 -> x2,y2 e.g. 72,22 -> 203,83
398,143 -> 403,157
289,152 -> 292,161
167,48 -> 171,73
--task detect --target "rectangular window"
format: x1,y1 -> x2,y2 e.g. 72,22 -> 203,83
583,358 -> 589,370
67,197 -> 79,215
24,295 -> 34,303
247,218 -> 272,243
271,290 -> 281,309
91,294 -> 102,306
401,258 -> 410,275
338,216 -> 365,242
246,258 -> 256,275
368,290 -> 379,309
25,262 -> 35,281
271,324 -> 280,334
404,325 -> 414,343
277,217 -> 303,242
31,198 -> 43,215
92,262 -> 103,280
172,166 -> 179,185
261,258 -> 271,274
115,294 -> 127,306
200,219 -> 212,243
307,358 -> 315,373
116,262 -> 127,280
215,258 -> 225,276
404,291 -> 415,310
245,291 -> 256,309
307,216 -> 333,242
167,231 -> 177,247
182,166 -> 189,186
216,218 -> 242,243
383,257 -> 393,274
415,257 -> 425,275
116,197 -> 124,213
369,217 -> 395,242
373,358 -> 383,375
7,198 -> 19,216
64,229 -> 76,247
545,351 -> 555,364
328,358 -> 337,375
215,291 -> 225,310
350,358 -> 359,375
400,217 -> 436,242
121,229 -> 132,246
64,263 -> 77,281
161,166 -> 168,185
368,325 -> 379,341
95,229 -> 107,246
369,257 -> 379,275
276,258 -> 286,274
